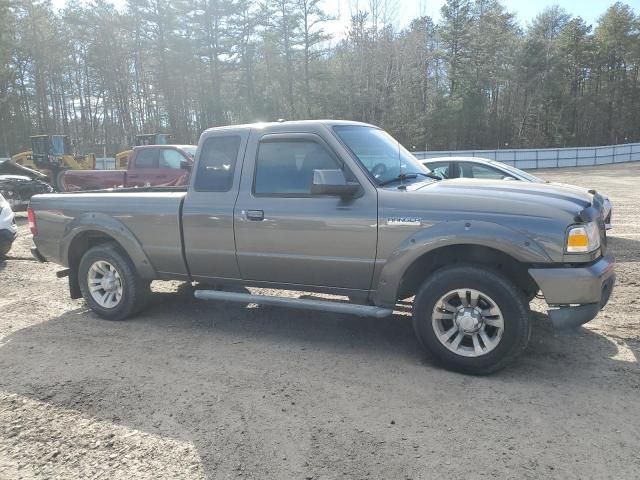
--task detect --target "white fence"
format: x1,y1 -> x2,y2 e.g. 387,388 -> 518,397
5,144 -> 640,172
413,142 -> 640,170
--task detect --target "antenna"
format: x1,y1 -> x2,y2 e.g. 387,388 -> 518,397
398,138 -> 404,188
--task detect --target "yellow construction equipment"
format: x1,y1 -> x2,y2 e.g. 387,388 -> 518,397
11,135 -> 95,191
115,133 -> 173,169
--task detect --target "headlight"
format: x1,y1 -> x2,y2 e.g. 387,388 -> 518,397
566,222 -> 600,253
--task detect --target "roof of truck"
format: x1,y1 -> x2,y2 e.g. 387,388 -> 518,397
133,144 -> 196,150
201,120 -> 376,135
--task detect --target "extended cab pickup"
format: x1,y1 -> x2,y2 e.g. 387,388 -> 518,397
61,145 -> 196,191
29,121 -> 615,374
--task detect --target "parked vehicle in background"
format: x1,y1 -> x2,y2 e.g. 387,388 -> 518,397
29,121 -> 615,375
423,156 -> 613,229
0,159 -> 54,210
10,135 -> 95,191
61,145 -> 195,191
114,133 -> 173,169
0,193 -> 17,258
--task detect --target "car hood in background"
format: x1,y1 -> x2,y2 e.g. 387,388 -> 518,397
402,178 -> 597,220
0,160 -> 48,180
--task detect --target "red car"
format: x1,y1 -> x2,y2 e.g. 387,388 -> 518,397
62,145 -> 196,191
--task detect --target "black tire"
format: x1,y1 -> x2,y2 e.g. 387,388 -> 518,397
0,242 -> 11,259
78,243 -> 150,321
412,265 -> 531,375
54,168 -> 69,192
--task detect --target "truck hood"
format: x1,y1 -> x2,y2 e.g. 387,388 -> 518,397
407,178 -> 595,220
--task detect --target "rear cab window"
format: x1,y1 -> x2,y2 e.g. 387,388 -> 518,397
194,135 -> 242,191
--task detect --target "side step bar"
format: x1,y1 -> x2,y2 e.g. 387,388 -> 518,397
194,290 -> 393,318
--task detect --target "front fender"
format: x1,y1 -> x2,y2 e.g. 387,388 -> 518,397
61,212 -> 157,280
373,220 -> 552,307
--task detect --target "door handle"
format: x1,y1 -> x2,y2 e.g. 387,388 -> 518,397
245,209 -> 264,221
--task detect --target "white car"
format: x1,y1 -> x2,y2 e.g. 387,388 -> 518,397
0,193 -> 18,258
422,156 -> 613,229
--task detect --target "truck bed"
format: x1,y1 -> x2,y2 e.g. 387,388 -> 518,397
62,169 -> 127,191
29,191 -> 188,277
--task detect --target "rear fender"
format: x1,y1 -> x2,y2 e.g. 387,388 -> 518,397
373,220 -> 552,307
61,212 -> 157,280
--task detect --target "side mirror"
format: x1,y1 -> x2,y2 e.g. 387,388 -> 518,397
502,175 -> 515,181
180,159 -> 192,171
311,169 -> 360,197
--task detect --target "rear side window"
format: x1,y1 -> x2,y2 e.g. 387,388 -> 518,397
195,135 -> 242,191
254,140 -> 340,196
135,149 -> 158,168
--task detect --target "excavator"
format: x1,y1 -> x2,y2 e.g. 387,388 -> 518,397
115,133 -> 172,168
11,135 -> 95,191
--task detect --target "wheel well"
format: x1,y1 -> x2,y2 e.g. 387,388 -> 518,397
67,231 -> 119,299
397,244 -> 539,300
68,231 -> 119,270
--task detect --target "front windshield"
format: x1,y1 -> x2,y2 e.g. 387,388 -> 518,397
184,146 -> 197,158
333,126 -> 430,185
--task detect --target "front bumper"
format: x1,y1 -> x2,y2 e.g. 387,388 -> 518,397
528,255 -> 615,329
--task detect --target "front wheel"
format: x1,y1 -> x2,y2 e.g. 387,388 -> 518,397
78,243 -> 150,320
412,265 -> 531,375
53,168 -> 69,192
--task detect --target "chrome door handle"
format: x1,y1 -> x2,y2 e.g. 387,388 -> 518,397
245,210 -> 264,221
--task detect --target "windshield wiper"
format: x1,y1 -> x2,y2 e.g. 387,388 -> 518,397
378,171 -> 441,187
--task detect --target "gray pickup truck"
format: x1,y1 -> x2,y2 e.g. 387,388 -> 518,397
29,121 -> 615,374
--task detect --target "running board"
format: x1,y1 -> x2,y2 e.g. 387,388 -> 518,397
194,290 -> 393,318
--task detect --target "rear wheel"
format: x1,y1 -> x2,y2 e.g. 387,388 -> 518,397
412,265 -> 531,375
78,243 -> 150,320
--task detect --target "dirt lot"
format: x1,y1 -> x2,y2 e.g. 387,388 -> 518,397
1,163 -> 639,479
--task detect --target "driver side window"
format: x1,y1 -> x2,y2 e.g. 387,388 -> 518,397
460,163 -> 514,180
425,161 -> 451,179
254,140 -> 341,196
159,149 -> 185,169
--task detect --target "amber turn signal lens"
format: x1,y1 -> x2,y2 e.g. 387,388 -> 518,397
567,229 -> 588,248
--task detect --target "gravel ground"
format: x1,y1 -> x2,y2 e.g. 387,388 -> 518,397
1,162 -> 639,479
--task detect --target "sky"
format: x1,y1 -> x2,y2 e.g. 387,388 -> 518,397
325,0 -> 638,29
50,0 -> 638,32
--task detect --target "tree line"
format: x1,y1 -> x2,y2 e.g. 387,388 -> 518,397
0,0 -> 639,156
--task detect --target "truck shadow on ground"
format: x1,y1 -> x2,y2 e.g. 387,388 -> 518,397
0,287 -> 637,477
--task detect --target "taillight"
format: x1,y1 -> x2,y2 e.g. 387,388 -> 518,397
27,207 -> 38,236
